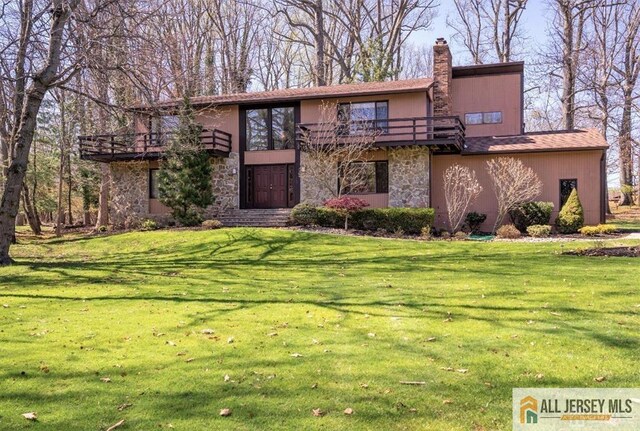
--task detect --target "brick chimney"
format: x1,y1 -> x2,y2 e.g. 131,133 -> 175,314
433,38 -> 452,117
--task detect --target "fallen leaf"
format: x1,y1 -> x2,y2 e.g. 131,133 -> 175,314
219,408 -> 232,417
227,337 -> 234,344
2,304 -> 9,308
117,403 -> 132,411
535,373 -> 544,380
367,333 -> 376,338
176,351 -> 187,356
344,407 -> 354,415
267,332 -> 278,337
400,381 -> 426,385
201,329 -> 214,334
312,408 -> 325,417
427,337 -> 437,342
549,312 -> 561,316
224,374 -> 231,382
106,419 -> 125,431
456,369 -> 468,374
100,377 -> 112,383
360,383 -> 369,389
311,383 -> 318,389
185,358 -> 194,363
290,353 -> 303,358
166,341 -> 177,346
443,400 -> 453,405
440,367 -> 454,372
594,376 -> 607,382
22,412 -> 37,421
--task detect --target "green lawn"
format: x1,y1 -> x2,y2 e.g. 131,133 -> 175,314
1,228 -> 639,430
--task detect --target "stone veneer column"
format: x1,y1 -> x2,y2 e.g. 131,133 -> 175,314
388,147 -> 430,207
206,152 -> 240,216
299,152 -> 335,205
109,161 -> 150,228
433,38 -> 452,117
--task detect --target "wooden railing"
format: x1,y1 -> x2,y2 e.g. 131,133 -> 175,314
297,116 -> 465,153
79,128 -> 232,161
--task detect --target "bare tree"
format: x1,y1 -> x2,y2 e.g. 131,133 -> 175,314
298,102 -> 380,202
443,165 -> 483,233
486,157 -> 542,233
448,0 -> 488,64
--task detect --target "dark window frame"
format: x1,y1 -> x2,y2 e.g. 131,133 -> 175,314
244,104 -> 297,151
338,160 -> 389,195
337,100 -> 389,134
149,168 -> 160,199
560,178 -> 578,208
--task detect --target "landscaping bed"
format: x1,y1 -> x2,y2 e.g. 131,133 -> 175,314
564,245 -> 640,257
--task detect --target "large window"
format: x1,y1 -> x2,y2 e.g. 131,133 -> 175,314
340,161 -> 388,194
338,101 -> 388,134
245,106 -> 295,151
465,111 -> 502,125
149,169 -> 160,199
560,178 -> 577,207
151,115 -> 179,134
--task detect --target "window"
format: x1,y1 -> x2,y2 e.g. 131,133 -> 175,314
465,111 -> 502,125
151,115 -> 179,134
560,179 -> 577,207
149,169 -> 160,199
340,161 -> 389,194
338,101 -> 388,134
245,106 -> 295,151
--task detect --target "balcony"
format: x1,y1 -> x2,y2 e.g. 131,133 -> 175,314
78,129 -> 232,162
297,116 -> 465,153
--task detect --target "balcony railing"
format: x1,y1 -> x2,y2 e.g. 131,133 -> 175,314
297,116 -> 465,153
78,128 -> 232,161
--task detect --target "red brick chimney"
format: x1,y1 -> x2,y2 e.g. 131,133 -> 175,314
433,38 -> 452,117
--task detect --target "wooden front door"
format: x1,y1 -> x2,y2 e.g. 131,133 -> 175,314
252,164 -> 288,208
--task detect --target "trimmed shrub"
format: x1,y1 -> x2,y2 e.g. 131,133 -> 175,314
465,211 -> 487,234
496,224 -> 521,239
202,219 -> 223,229
315,207 -> 343,228
290,203 -> 320,226
579,224 -> 617,236
453,231 -> 468,240
140,219 -> 159,231
350,208 -> 388,231
555,189 -> 584,234
509,201 -> 554,232
384,208 -> 435,235
526,224 -> 552,238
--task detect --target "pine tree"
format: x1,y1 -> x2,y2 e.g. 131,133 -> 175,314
158,96 -> 214,226
555,188 -> 584,234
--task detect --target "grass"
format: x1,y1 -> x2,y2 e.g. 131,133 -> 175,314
0,228 -> 639,431
608,205 -> 640,232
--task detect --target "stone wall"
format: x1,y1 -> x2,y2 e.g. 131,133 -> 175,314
206,152 -> 239,216
299,152 -> 335,205
110,161 -> 150,228
388,146 -> 430,207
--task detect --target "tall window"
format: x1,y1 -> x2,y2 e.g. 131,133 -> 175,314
340,161 -> 388,194
338,101 -> 388,134
245,106 -> 295,151
560,178 -> 577,207
149,169 -> 160,199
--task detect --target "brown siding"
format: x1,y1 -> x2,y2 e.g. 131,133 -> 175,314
431,150 -> 604,231
350,193 -> 388,208
451,73 -> 522,137
244,149 -> 296,165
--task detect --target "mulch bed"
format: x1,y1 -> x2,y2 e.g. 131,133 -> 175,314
564,246 -> 640,257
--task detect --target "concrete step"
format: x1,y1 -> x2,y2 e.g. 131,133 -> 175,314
217,208 -> 292,227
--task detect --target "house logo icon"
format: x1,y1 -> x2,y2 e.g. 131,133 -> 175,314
520,396 -> 538,424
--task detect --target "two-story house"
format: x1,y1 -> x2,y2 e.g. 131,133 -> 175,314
79,38 -> 608,230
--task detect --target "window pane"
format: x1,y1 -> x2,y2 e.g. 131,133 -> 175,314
246,109 -> 269,151
465,113 -> 483,125
345,102 -> 378,134
272,107 -> 295,150
375,161 -> 388,193
483,111 -> 502,124
149,169 -> 159,199
376,102 -> 389,132
343,162 -> 377,194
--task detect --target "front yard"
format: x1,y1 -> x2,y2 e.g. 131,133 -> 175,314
1,228 -> 638,430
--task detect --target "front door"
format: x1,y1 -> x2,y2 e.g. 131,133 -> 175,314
252,164 -> 288,208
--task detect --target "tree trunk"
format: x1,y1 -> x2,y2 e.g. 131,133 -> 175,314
95,163 -> 110,228
22,182 -> 41,235
618,89 -> 634,206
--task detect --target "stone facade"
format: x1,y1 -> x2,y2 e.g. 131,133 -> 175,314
299,152 -> 335,205
388,146 -> 430,207
110,161 -> 150,228
206,152 -> 240,216
433,38 -> 452,116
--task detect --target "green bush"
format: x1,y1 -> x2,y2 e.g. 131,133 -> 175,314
526,224 -> 552,238
202,219 -> 223,229
509,201 -> 554,232
555,189 -> 584,234
384,208 -> 435,235
290,203 -> 320,226
496,224 -> 521,239
465,212 -> 487,234
579,224 -> 617,236
315,207 -> 343,228
350,208 -> 389,231
140,219 -> 159,231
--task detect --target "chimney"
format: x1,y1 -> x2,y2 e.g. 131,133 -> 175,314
433,38 -> 452,117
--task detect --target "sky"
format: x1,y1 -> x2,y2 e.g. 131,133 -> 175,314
409,1 -> 551,64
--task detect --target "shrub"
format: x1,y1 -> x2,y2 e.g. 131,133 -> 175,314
441,231 -> 451,240
509,201 -> 554,231
202,219 -> 223,229
96,225 -> 108,233
140,219 -> 159,231
465,212 -> 487,234
350,208 -> 388,231
526,224 -> 552,238
496,224 -> 521,239
315,207 -> 343,228
454,231 -> 468,240
324,196 -> 370,229
384,208 -> 435,235
290,203 -> 320,226
420,226 -> 432,239
555,189 -> 584,234
579,224 -> 617,236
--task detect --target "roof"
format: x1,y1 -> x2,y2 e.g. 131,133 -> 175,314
138,78 -> 433,110
462,129 -> 608,154
452,61 -> 524,78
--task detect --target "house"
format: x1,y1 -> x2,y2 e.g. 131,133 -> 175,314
79,38 -> 608,230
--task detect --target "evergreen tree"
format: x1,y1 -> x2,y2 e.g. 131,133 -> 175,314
555,188 -> 584,234
158,96 -> 214,226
